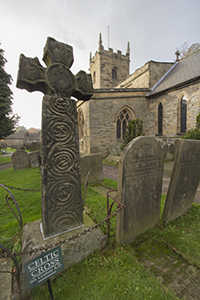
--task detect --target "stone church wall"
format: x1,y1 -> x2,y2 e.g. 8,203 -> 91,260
78,81 -> 200,157
148,81 -> 200,136
116,63 -> 149,88
148,61 -> 174,88
78,89 -> 149,157
90,52 -> 101,88
78,101 -> 90,155
90,47 -> 129,89
118,61 -> 174,89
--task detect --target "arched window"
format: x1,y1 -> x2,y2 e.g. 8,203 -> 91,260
180,96 -> 187,134
78,109 -> 84,139
116,108 -> 133,139
93,71 -> 96,85
158,102 -> 163,135
112,67 -> 117,80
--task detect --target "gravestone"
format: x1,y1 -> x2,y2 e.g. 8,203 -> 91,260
162,143 -> 168,157
80,153 -> 103,185
12,149 -> 31,170
17,37 -> 93,238
28,151 -> 40,168
116,136 -> 164,245
162,139 -> 200,222
29,142 -> 41,152
1,142 -> 7,149
169,143 -> 175,156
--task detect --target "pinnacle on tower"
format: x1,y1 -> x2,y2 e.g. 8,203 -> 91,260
126,42 -> 130,56
98,33 -> 104,51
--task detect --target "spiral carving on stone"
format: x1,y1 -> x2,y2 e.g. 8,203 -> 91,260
41,95 -> 82,237
49,179 -> 78,209
50,210 -> 83,233
49,96 -> 70,116
47,120 -> 74,143
47,143 -> 77,176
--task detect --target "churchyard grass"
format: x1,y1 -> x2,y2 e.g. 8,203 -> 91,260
1,147 -> 16,152
0,167 -> 41,250
0,155 -> 12,165
0,168 -> 200,298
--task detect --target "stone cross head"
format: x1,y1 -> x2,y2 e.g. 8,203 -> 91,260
16,37 -> 93,101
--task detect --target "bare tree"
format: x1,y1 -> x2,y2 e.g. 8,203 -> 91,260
177,42 -> 200,59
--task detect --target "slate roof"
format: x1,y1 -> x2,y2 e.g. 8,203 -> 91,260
5,132 -> 25,140
147,50 -> 200,97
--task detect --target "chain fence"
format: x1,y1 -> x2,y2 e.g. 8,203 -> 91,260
0,170 -> 125,286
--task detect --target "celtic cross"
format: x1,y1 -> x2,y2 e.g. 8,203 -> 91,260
16,37 -> 93,238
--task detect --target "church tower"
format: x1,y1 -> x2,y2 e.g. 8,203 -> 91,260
89,33 -> 130,89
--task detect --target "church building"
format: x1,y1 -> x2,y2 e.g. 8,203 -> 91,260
77,34 -> 200,157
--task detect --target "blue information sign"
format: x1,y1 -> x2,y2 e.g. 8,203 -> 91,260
24,246 -> 64,290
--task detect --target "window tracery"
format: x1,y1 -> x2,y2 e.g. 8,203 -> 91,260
116,108 -> 133,139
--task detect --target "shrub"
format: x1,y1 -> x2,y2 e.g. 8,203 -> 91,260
182,113 -> 200,140
196,113 -> 200,129
182,128 -> 200,140
121,119 -> 144,150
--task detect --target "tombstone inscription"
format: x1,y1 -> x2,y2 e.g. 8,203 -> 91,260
16,37 -> 93,238
162,139 -> 200,222
116,137 -> 164,245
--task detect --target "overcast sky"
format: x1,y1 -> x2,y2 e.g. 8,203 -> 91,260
1,0 -> 200,130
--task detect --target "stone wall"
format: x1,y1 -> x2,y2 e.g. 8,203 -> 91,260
78,101 -> 91,155
90,46 -> 129,89
149,61 -> 174,88
78,89 -> 149,157
117,61 -> 174,89
148,81 -> 200,136
118,62 -> 150,88
78,81 -> 200,157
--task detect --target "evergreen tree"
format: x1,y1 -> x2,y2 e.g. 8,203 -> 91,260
0,45 -> 19,139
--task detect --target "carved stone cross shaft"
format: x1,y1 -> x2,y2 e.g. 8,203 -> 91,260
16,37 -> 93,238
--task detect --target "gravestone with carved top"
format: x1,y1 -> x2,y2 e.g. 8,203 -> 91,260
17,37 -> 93,238
116,136 -> 164,245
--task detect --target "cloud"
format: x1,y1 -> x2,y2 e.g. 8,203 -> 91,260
0,0 -> 200,129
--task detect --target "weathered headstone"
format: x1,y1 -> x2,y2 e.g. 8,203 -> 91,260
28,142 -> 41,152
169,143 -> 175,156
116,136 -> 164,245
28,151 -> 40,168
1,142 -> 7,149
12,149 -> 31,170
80,153 -> 103,185
162,143 -> 168,157
17,37 -> 93,238
162,139 -> 200,222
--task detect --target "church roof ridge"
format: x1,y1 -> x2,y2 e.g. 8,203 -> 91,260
147,50 -> 200,97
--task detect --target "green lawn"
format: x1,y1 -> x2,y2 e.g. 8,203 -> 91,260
0,167 -> 41,249
0,168 -> 200,299
0,155 -> 12,165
